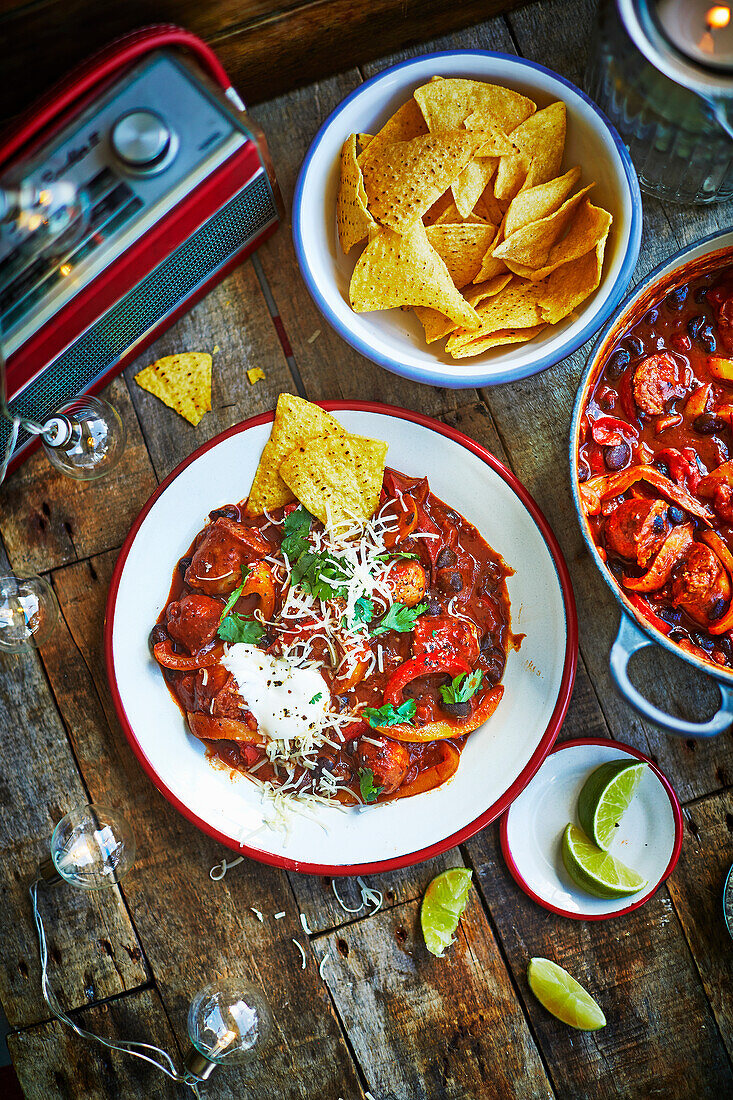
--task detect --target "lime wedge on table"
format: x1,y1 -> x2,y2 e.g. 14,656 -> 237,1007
527,958 -> 606,1031
578,760 -> 647,851
562,823 -> 648,899
420,868 -> 472,957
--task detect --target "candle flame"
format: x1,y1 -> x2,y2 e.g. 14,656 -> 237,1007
707,6 -> 731,30
60,263 -> 72,277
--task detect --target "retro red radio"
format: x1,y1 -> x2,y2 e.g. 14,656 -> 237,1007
0,25 -> 281,471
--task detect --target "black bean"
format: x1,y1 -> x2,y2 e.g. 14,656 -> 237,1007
209,505 -> 239,521
693,413 -> 726,435
178,556 -> 192,575
653,459 -> 671,478
692,633 -> 715,653
666,285 -> 687,310
426,596 -> 441,616
718,635 -> 733,663
700,327 -> 717,354
656,605 -> 682,625
652,514 -> 666,534
708,597 -> 728,622
669,628 -> 687,642
441,699 -> 471,719
599,392 -> 616,412
604,442 -> 631,470
645,307 -> 659,325
436,547 -> 457,569
606,347 -> 630,379
149,624 -> 168,647
667,505 -> 685,525
448,572 -> 463,591
577,463 -> 590,484
687,314 -> 706,339
625,335 -> 644,357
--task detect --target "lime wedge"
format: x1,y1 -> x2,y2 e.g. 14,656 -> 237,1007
420,868 -> 472,957
577,760 -> 647,851
527,957 -> 606,1031
562,823 -> 648,899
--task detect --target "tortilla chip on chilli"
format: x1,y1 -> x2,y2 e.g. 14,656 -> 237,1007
279,433 -> 388,528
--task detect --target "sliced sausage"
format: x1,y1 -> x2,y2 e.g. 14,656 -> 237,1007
356,738 -> 410,795
167,593 -> 222,653
604,497 -> 670,566
385,559 -> 428,607
185,519 -> 269,595
632,352 -> 690,416
670,543 -> 731,626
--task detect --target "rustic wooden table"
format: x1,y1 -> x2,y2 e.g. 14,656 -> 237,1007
1,1 -> 732,1097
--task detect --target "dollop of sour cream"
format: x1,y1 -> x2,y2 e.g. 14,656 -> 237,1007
221,643 -> 330,744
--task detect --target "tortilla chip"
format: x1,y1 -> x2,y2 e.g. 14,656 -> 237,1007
503,167 -> 582,238
463,115 -> 517,154
414,78 -> 535,136
425,223 -> 497,289
279,433 -> 388,529
464,273 -> 513,307
526,200 -> 612,281
434,202 -> 489,226
247,394 -> 345,514
512,102 -> 567,189
358,133 -> 373,152
361,131 -> 489,234
357,98 -> 427,169
349,220 -> 480,329
134,353 -> 212,427
446,280 -> 543,352
337,134 -> 375,253
448,324 -> 547,358
492,184 -> 595,269
472,250 -> 508,284
452,157 -> 498,219
493,151 -> 530,201
534,236 -> 607,324
413,306 -> 458,344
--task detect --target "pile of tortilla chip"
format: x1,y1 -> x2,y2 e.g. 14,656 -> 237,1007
246,394 -> 388,529
336,78 -> 613,359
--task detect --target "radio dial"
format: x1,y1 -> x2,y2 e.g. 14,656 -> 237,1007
111,110 -> 174,171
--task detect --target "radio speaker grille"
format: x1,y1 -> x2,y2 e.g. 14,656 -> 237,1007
2,172 -> 276,463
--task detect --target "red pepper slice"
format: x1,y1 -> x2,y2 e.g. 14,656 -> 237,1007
656,448 -> 701,493
622,524 -> 694,592
383,653 -> 471,706
153,640 -> 223,670
579,465 -> 712,524
375,685 -> 504,743
394,742 -> 460,798
590,416 -> 639,447
625,593 -> 673,636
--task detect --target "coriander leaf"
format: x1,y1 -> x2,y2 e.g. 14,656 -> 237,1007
370,600 -> 427,636
349,596 -> 374,627
291,550 -> 349,600
375,551 -> 419,562
440,669 -> 483,705
219,566 -> 250,623
280,506 -> 313,560
358,767 -> 383,804
309,692 -> 324,705
362,698 -> 417,728
218,613 -> 265,645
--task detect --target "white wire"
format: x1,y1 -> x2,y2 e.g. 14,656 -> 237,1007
30,880 -> 202,1095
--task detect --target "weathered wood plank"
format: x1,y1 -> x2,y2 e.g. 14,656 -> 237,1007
250,73 -> 479,416
465,822 -> 733,1099
0,547 -> 147,1028
507,0 -> 598,86
0,0 -> 530,124
0,375 -> 156,576
123,262 -> 295,482
312,890 -> 555,1099
45,549 -> 365,1100
666,789 -> 733,1061
8,986 -> 186,1100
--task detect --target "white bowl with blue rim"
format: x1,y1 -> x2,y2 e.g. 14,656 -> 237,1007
292,50 -> 642,389
570,226 -> 733,739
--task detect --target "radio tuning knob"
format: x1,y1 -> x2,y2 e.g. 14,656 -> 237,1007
111,110 -> 173,171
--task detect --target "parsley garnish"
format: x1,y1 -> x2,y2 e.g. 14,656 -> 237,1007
291,550 -> 350,600
362,699 -> 417,727
219,566 -> 250,623
370,600 -> 427,636
280,506 -> 313,560
358,767 -> 383,804
218,613 -> 265,644
440,669 -> 483,705
349,596 -> 374,628
375,551 -> 419,562
309,692 -> 324,705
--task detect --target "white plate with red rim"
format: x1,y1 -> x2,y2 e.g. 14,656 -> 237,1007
500,738 -> 683,919
105,401 -> 577,875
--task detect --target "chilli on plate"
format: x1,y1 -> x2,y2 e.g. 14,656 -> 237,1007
150,394 -> 521,810
336,78 -> 613,359
577,264 -> 733,668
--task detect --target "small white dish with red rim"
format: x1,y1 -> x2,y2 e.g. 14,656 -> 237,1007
500,738 -> 683,919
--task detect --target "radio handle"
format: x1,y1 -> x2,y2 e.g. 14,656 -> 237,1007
0,25 -> 236,169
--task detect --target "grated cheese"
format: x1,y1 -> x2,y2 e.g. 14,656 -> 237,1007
250,908 -> 264,922
293,938 -> 307,969
300,912 -> 312,935
319,951 -> 331,980
274,911 -> 286,919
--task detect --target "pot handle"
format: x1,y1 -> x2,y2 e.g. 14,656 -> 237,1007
610,614 -> 733,738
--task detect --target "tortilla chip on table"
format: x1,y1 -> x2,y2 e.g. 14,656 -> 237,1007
134,352 -> 212,427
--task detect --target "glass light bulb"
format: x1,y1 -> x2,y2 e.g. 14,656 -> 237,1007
187,979 -> 272,1068
0,572 -> 58,653
41,395 -> 126,480
49,804 -> 136,889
